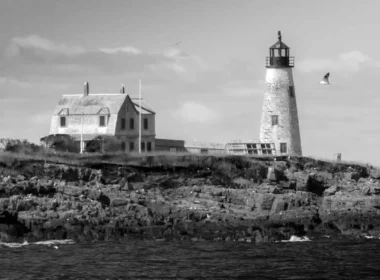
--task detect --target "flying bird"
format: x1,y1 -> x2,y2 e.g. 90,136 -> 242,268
320,72 -> 331,85
172,41 -> 181,47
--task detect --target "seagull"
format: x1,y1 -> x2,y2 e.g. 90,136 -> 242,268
172,41 -> 181,47
320,72 -> 332,85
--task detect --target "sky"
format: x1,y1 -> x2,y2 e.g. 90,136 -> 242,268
1,0 -> 380,165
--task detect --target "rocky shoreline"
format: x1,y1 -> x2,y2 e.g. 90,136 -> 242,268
1,155 -> 380,243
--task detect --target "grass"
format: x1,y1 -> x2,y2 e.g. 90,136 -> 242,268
0,149 -> 280,171
306,154 -> 377,169
0,149 -> 376,175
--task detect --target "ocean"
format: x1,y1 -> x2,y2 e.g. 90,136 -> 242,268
1,236 -> 380,280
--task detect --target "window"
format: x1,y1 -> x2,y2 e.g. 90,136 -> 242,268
121,142 -> 126,151
271,115 -> 278,126
289,86 -> 294,97
141,142 -> 145,152
60,116 -> 66,127
144,118 -> 148,130
170,148 -> 177,152
129,141 -> 134,151
200,149 -> 208,154
129,118 -> 134,130
147,142 -> 152,152
99,116 -> 106,127
280,143 -> 287,154
121,118 -> 126,130
261,143 -> 274,155
247,144 -> 258,155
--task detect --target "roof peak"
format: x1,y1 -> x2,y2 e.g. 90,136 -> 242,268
63,93 -> 128,96
270,31 -> 289,49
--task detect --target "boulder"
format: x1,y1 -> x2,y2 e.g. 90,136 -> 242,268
260,194 -> 275,211
370,169 -> 380,180
345,172 -> 361,181
267,167 -> 279,181
3,176 -> 12,185
232,177 -> 255,188
324,185 -> 338,196
294,171 -> 310,192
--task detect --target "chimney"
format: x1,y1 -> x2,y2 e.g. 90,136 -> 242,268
84,81 -> 89,96
120,84 -> 125,94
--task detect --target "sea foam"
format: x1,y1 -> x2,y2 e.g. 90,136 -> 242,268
0,239 -> 74,248
281,235 -> 311,242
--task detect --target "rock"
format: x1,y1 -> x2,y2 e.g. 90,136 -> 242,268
16,175 -> 25,182
2,155 -> 380,243
267,167 -> 279,181
294,171 -> 310,192
232,177 -> 254,188
369,169 -> 380,180
3,176 -> 12,185
271,198 -> 286,214
308,175 -> 326,196
61,167 -> 79,182
38,179 -> 56,195
193,186 -> 202,193
120,181 -> 129,191
324,186 -> 338,196
260,194 -> 275,211
269,186 -> 281,194
129,182 -> 144,190
111,198 -> 129,207
370,186 -> 380,195
345,172 -> 361,181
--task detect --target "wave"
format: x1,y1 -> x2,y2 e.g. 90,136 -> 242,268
0,240 -> 30,248
364,235 -> 377,239
33,239 -> 75,245
0,239 -> 74,248
281,235 -> 311,242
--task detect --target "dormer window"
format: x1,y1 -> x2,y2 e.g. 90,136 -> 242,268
60,116 -> 66,127
99,116 -> 106,127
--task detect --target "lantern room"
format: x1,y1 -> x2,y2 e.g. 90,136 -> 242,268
266,31 -> 294,68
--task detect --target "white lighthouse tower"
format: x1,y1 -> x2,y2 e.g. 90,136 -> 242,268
259,31 -> 302,156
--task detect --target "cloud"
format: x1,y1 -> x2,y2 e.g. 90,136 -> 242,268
0,76 -> 70,91
0,77 -> 34,88
6,35 -> 86,57
297,50 -> 373,73
1,35 -> 213,84
176,102 -> 219,124
2,35 -> 185,77
99,46 -> 142,55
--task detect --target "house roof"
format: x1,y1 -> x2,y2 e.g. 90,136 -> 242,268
53,94 -> 155,115
130,97 -> 155,114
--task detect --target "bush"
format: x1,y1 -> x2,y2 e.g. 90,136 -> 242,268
86,136 -> 124,153
41,134 -> 79,153
0,138 -> 43,154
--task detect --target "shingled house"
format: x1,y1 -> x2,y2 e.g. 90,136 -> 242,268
47,82 -> 156,153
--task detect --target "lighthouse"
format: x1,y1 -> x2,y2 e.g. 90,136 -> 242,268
259,31 -> 302,156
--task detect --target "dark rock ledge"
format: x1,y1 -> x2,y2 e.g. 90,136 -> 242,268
0,155 -> 379,243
